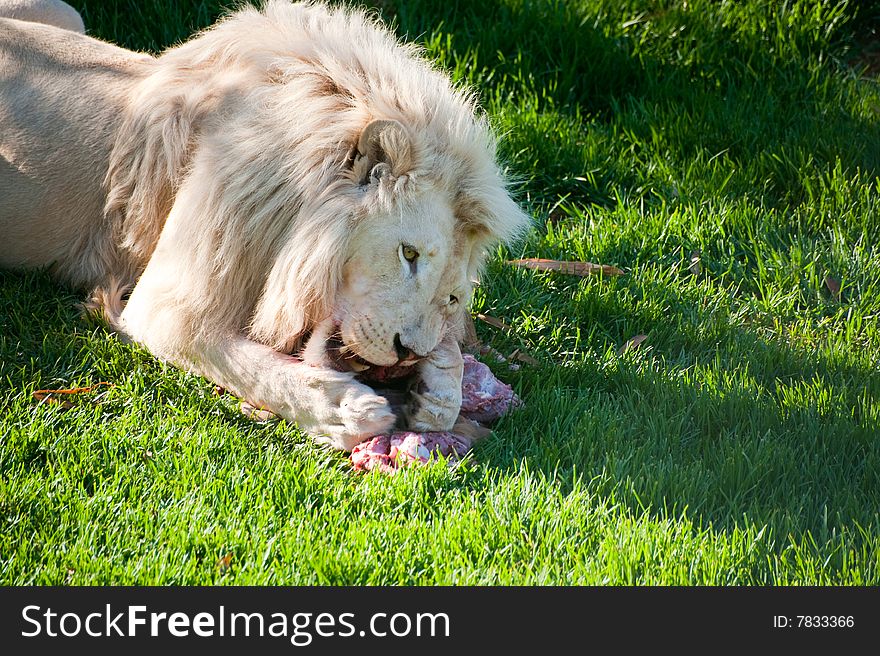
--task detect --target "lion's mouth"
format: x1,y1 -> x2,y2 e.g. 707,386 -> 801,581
324,328 -> 421,380
325,331 -> 372,372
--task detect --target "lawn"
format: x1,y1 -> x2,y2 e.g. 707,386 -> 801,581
2,0 -> 879,584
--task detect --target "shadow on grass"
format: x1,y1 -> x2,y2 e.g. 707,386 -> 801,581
384,0 -> 880,209
474,282 -> 879,562
68,0 -> 880,210
0,271 -> 91,393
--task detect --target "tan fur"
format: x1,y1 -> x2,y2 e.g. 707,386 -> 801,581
0,1 -> 530,449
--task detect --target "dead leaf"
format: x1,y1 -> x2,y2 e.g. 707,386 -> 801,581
507,348 -> 540,367
824,276 -> 841,300
512,351 -> 540,366
461,313 -> 482,352
32,395 -> 75,409
689,250 -> 702,276
619,334 -> 648,354
216,553 -> 233,574
476,313 -> 514,333
213,385 -> 226,396
508,258 -> 624,277
33,382 -> 112,397
32,382 -> 113,410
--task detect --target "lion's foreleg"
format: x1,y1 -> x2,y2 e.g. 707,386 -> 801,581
190,336 -> 397,451
129,321 -> 395,450
404,332 -> 464,432
118,246 -> 395,452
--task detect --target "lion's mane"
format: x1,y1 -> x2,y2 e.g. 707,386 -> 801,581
102,1 -> 529,354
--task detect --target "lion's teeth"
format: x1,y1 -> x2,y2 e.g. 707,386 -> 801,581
348,360 -> 370,372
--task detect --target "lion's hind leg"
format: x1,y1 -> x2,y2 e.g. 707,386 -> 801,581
0,0 -> 84,32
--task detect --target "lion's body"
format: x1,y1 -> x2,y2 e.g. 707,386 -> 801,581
0,1 -> 529,450
0,17 -> 152,285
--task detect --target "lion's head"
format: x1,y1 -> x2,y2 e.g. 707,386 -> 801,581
106,2 -> 529,362
238,4 -> 529,365
248,110 -> 526,367
326,120 -> 483,366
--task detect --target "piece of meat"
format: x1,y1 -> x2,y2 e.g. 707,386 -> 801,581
358,355 -> 522,423
349,355 -> 522,474
350,431 -> 473,474
356,362 -> 417,383
459,354 -> 523,423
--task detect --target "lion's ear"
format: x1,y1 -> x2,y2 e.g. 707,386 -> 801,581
354,118 -> 412,183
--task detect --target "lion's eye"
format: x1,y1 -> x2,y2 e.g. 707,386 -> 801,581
401,244 -> 419,263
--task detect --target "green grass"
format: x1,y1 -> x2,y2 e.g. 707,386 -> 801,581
2,0 -> 880,584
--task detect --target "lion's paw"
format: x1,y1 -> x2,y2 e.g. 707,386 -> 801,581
402,333 -> 464,432
306,379 -> 396,451
405,386 -> 462,432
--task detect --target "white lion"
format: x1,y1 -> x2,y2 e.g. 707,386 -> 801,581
0,0 -> 529,450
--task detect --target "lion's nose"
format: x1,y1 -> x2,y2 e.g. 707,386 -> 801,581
393,333 -> 413,361
394,333 -> 429,363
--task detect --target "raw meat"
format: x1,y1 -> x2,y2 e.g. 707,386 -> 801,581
295,324 -> 522,473
350,431 -> 472,474
459,354 -> 523,423
350,354 -> 521,474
